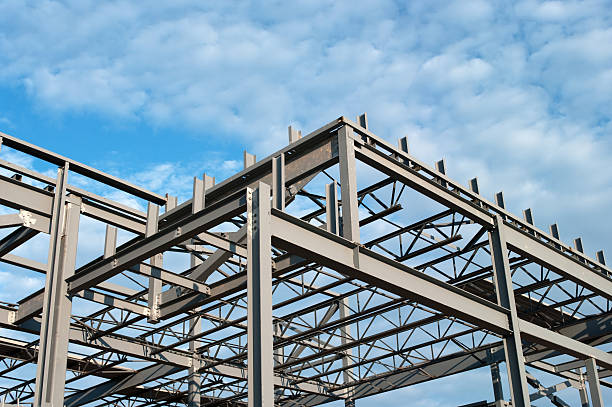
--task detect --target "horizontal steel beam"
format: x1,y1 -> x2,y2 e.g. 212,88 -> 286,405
271,210 -> 612,372
504,225 -> 612,300
0,131 -> 166,204
270,209 -> 511,335
68,192 -> 248,294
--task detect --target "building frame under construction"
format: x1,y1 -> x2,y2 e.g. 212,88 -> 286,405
0,115 -> 610,406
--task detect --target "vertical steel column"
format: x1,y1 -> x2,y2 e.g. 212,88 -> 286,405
103,225 -> 117,259
576,369 -> 590,407
247,182 -> 274,407
586,358 -> 604,407
489,215 -> 531,407
272,154 -> 285,211
34,164 -> 81,407
146,203 -> 162,323
326,181 -> 339,235
340,297 -> 356,407
337,126 -> 359,243
487,347 -> 504,404
187,176 -> 205,407
338,126 -> 358,406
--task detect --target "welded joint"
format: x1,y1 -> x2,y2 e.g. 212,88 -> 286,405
149,293 -> 162,321
18,210 -> 36,228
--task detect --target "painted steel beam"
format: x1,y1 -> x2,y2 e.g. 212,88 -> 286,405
159,120 -> 340,226
489,215 -> 531,407
354,141 -> 494,227
67,192 -> 247,294
0,131 -> 166,204
270,209 -> 511,335
271,210 -> 612,372
64,364 -> 182,407
0,173 -> 146,235
0,253 -> 47,274
504,225 -> 612,300
34,169 -> 80,407
586,358 -> 604,407
338,126 -> 360,243
247,183 -> 275,406
0,174 -> 53,216
0,226 -> 39,257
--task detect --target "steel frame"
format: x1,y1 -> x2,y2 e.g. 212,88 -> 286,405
0,115 -> 610,406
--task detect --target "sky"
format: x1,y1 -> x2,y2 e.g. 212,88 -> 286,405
0,0 -> 612,405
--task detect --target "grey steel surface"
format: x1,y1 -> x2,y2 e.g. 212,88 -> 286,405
0,115 -> 610,406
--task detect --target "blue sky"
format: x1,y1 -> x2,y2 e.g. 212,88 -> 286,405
1,0 -> 612,405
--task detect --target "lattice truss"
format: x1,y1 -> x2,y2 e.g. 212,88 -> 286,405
0,115 -> 610,407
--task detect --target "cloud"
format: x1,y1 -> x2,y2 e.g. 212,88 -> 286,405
0,0 -> 609,259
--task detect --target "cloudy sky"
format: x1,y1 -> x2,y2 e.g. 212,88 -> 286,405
1,0 -> 611,405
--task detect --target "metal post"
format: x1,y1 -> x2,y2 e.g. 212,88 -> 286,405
469,177 -> 480,194
187,176 -> 205,407
272,154 -> 285,211
576,368 -> 590,407
326,181 -> 339,235
586,358 -> 603,407
489,214 -> 531,407
495,191 -> 505,209
34,164 -> 81,407
288,125 -> 302,144
146,203 -> 162,323
338,126 -> 358,407
103,225 -> 117,259
244,151 -> 256,169
488,347 -> 504,403
247,182 -> 274,406
340,297 -> 355,407
338,126 -> 359,242
187,312 -> 202,407
356,113 -> 368,129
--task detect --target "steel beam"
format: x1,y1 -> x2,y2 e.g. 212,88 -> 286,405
67,191 -> 247,294
326,181 -> 339,235
338,126 -> 360,242
0,131 -> 166,204
188,177 -> 205,407
34,165 -> 81,407
270,209 -> 510,334
272,154 -> 285,211
586,358 -> 604,407
247,183 -> 274,406
504,225 -> 612,300
489,215 -> 531,407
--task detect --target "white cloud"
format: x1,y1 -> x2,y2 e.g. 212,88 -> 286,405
0,0 -> 609,249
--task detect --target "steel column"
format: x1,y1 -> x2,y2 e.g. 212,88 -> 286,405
340,297 -> 355,407
489,215 -> 531,407
146,202 -> 162,323
326,181 -> 339,235
247,182 -> 274,406
586,358 -> 604,407
34,164 -> 81,407
272,154 -> 285,211
188,176 -> 204,407
338,126 -> 359,242
576,369 -> 590,407
488,347 -> 504,403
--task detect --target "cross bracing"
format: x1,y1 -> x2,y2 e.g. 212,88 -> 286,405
0,115 -> 610,406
